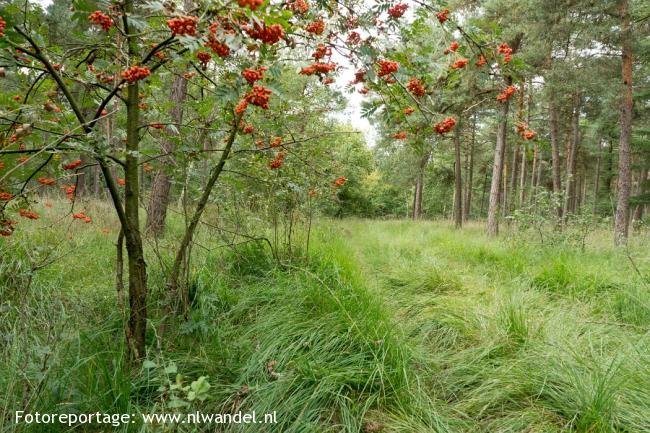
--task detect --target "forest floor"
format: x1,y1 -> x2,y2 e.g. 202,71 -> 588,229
2,204 -> 650,432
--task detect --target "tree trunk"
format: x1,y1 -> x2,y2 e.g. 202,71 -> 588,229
614,0 -> 633,246
122,1 -> 148,361
480,163 -> 489,216
453,121 -> 463,228
563,93 -> 581,218
412,175 -> 423,220
412,150 -> 429,220
519,145 -> 527,207
145,74 -> 188,237
593,153 -> 601,215
549,101 -> 563,218
463,114 -> 475,222
509,143 -> 519,214
487,86 -> 511,236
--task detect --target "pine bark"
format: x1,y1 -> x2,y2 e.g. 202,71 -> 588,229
563,94 -> 581,218
593,154 -> 601,215
614,0 -> 633,246
549,101 -> 563,218
412,150 -> 430,220
487,87 -> 511,236
453,121 -> 463,228
463,114 -> 476,222
145,74 -> 188,237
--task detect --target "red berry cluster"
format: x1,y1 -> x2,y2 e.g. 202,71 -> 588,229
496,85 -> 517,102
269,152 -> 286,169
37,177 -> 56,186
19,209 -> 39,220
270,136 -> 282,147
64,184 -> 76,201
197,51 -> 212,66
243,124 -> 254,134
246,85 -> 272,109
312,44 -> 331,60
404,107 -> 415,115
235,99 -> 249,114
121,66 -> 150,83
333,176 -> 346,187
306,19 -> 325,35
73,212 -> 92,223
237,0 -> 264,11
288,0 -> 310,14
323,77 -> 334,85
436,8 -> 450,23
300,62 -> 336,76
377,60 -> 398,77
242,66 -> 267,84
498,42 -> 513,63
0,192 -> 14,200
434,117 -> 457,135
351,69 -> 366,84
0,219 -> 17,237
63,159 -> 82,170
476,55 -> 487,67
451,58 -> 469,69
392,131 -> 407,140
444,41 -> 460,55
0,16 -> 6,38
88,10 -> 112,32
246,23 -> 285,45
347,31 -> 361,45
166,16 -> 198,36
205,39 -> 230,57
388,3 -> 408,18
358,87 -> 369,94
407,77 -> 425,97
516,122 -> 536,140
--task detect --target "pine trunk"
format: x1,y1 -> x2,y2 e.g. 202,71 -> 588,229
487,88 -> 511,236
614,0 -> 633,246
454,122 -> 463,228
463,114 -> 475,222
145,74 -> 188,237
549,101 -> 563,218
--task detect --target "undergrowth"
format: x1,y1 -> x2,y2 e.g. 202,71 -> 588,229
1,208 -> 649,432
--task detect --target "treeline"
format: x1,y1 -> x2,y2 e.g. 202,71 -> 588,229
331,0 -> 649,245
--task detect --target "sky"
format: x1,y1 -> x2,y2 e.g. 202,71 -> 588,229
29,0 -> 376,145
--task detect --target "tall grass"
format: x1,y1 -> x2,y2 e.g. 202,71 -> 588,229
1,207 -> 649,432
332,219 -> 650,433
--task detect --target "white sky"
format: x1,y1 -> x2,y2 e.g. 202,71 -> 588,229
30,0 -> 375,145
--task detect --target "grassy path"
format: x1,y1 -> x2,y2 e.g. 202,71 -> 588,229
322,220 -> 650,433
